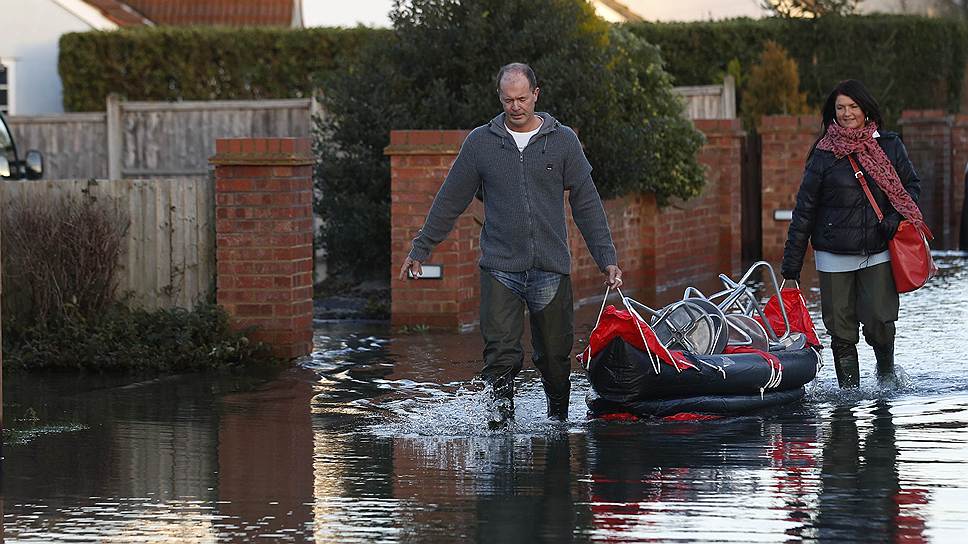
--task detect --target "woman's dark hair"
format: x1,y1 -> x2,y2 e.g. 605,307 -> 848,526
808,79 -> 883,158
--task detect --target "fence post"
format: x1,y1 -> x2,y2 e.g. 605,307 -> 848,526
106,93 -> 123,180
309,92 -> 328,284
722,75 -> 737,119
1,214 -> 3,437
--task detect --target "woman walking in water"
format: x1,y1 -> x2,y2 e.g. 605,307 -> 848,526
781,79 -> 923,389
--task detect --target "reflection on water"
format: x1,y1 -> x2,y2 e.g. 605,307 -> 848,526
2,256 -> 968,542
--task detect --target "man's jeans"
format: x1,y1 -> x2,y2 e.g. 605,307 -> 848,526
479,268 -> 574,412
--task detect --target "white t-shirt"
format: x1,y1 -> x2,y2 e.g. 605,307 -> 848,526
506,121 -> 542,152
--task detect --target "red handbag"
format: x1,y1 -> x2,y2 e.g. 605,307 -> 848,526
848,155 -> 937,293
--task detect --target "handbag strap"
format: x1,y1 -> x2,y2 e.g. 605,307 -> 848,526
847,154 -> 885,222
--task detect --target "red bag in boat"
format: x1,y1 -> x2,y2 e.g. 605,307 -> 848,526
755,287 -> 821,349
578,305 -> 695,370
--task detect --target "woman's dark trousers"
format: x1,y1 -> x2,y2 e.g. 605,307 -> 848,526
480,270 -> 574,422
819,262 -> 899,388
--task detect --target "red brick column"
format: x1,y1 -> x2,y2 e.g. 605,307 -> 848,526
898,110 -> 953,248
952,115 -> 968,249
389,121 -> 746,330
759,115 -> 820,265
387,130 -> 477,330
210,138 -> 314,359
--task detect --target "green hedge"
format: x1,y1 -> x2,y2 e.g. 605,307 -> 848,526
2,303 -> 276,372
58,26 -> 386,111
630,15 -> 968,126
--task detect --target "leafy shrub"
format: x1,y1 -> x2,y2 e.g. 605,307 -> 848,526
2,303 -> 275,372
316,0 -> 705,278
58,26 -> 384,111
742,41 -> 811,129
630,15 -> 968,127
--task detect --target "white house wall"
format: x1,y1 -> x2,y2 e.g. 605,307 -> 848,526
0,0 -> 116,114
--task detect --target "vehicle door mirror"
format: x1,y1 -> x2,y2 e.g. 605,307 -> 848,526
0,154 -> 9,178
25,149 -> 44,180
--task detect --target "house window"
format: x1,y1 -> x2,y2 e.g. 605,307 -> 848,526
0,62 -> 8,114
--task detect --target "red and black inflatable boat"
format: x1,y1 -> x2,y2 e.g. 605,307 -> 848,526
581,263 -> 823,419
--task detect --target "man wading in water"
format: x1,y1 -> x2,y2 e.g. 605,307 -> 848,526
399,63 -> 623,428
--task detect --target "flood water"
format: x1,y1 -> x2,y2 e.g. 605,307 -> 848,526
3,256 -> 968,543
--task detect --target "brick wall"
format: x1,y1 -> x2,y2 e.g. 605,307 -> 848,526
210,137 -> 314,359
389,120 -> 745,330
759,115 -> 819,266
952,115 -> 968,249
898,110 -> 954,248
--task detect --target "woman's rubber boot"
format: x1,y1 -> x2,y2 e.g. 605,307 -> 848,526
831,337 -> 860,389
873,343 -> 898,389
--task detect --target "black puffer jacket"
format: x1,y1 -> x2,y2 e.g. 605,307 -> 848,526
782,132 -> 921,280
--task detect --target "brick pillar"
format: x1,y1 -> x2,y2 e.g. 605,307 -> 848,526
952,115 -> 968,249
899,110 -> 953,248
210,138 -> 314,359
759,115 -> 821,265
387,130 -> 477,330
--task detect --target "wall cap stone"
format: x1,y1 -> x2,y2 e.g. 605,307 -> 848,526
210,137 -> 313,166
209,152 -> 314,166
693,118 -> 745,136
384,143 -> 463,156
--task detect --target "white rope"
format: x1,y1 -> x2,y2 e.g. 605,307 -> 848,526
759,357 -> 784,396
592,285 -> 612,331
614,287 -> 661,375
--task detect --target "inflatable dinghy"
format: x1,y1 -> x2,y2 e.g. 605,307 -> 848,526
581,262 -> 822,419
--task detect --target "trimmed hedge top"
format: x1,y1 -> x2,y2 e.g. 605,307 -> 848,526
58,26 -> 386,111
629,15 -> 968,127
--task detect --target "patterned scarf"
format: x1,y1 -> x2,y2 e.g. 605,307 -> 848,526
816,121 -> 924,228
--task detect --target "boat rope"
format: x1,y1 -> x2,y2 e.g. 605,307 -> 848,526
616,287 -> 662,375
705,360 -> 727,380
583,285 -> 697,375
592,285 -> 612,331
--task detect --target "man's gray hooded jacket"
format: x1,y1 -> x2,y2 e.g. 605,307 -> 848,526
408,112 -> 617,275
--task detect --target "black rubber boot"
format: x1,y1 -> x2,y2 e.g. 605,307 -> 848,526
486,384 -> 515,430
529,276 -> 574,424
831,336 -> 860,389
873,343 -> 898,388
479,272 -> 524,430
545,381 -> 570,422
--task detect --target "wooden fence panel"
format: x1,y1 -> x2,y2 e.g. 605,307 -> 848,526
8,98 -> 313,180
119,99 -> 313,178
8,113 -> 108,179
674,76 -> 737,120
0,177 -> 215,311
